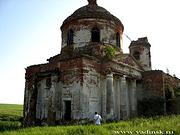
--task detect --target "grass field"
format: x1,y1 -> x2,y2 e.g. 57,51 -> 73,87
0,104 -> 180,135
0,104 -> 23,116
0,104 -> 23,132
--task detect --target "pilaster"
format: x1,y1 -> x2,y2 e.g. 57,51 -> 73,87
120,75 -> 129,119
129,79 -> 137,117
106,73 -> 115,120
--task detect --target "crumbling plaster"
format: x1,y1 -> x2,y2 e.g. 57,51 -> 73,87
61,19 -> 123,49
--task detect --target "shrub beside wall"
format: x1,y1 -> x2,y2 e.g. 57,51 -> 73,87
137,98 -> 165,117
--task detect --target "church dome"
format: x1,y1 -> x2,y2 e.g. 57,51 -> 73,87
61,0 -> 124,30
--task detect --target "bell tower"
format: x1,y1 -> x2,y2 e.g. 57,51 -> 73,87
129,37 -> 152,71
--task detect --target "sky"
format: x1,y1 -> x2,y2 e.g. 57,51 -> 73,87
0,0 -> 180,104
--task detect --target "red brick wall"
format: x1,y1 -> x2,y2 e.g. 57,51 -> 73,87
142,70 -> 164,97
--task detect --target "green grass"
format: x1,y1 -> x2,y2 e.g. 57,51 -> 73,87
0,104 -> 23,132
0,104 -> 23,117
0,104 -> 180,135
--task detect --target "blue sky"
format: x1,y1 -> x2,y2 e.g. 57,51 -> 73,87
0,0 -> 180,104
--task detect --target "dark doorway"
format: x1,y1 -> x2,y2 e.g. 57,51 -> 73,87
64,101 -> 71,121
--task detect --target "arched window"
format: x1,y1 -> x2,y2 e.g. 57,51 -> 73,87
91,27 -> 100,42
67,29 -> 74,45
133,51 -> 140,60
116,32 -> 120,48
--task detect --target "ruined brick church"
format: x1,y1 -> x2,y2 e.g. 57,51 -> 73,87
24,0 -> 180,125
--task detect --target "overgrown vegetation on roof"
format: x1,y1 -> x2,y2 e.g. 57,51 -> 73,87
104,45 -> 116,59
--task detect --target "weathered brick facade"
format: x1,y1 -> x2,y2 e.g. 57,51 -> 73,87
24,0 -> 180,126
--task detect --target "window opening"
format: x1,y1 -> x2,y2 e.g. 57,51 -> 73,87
67,29 -> 74,45
91,27 -> 100,42
46,78 -> 51,88
133,51 -> 140,60
116,32 -> 120,48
